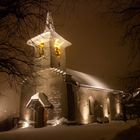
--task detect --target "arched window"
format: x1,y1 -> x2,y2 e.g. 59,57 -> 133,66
88,96 -> 94,115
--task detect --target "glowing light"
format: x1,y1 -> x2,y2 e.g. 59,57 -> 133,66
56,69 -> 60,73
24,110 -> 30,122
60,70 -> 63,74
116,102 -> 120,114
52,119 -> 61,126
37,42 -> 44,56
54,47 -> 61,56
38,42 -> 44,49
22,121 -> 29,128
80,101 -> 89,124
83,107 -> 89,119
54,39 -> 64,48
104,98 -> 110,117
53,68 -> 58,71
54,39 -> 64,56
104,108 -> 109,118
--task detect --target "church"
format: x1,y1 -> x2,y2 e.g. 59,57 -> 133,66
0,13 -> 123,129
19,13 -> 123,127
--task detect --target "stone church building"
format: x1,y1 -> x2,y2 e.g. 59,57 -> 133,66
19,14 -> 123,127
0,14 -> 123,128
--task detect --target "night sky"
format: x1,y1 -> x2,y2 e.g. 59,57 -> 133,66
54,1 -> 140,89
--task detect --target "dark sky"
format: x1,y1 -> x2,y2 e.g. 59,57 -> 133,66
54,1 -> 140,89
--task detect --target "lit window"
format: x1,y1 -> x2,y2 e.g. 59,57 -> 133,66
54,47 -> 61,56
54,39 -> 63,57
37,42 -> 44,57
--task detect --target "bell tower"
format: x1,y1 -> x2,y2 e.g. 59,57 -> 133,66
27,12 -> 71,70
20,12 -> 72,121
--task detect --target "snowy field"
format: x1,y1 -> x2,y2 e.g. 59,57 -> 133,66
0,121 -> 139,140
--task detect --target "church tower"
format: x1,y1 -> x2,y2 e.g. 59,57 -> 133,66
27,12 -> 71,70
20,13 -> 72,122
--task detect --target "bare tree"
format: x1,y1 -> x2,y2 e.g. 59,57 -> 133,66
121,70 -> 140,93
109,0 -> 140,92
109,0 -> 140,55
0,0 -> 52,82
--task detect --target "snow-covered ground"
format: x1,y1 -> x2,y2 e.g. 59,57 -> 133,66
0,121 -> 139,140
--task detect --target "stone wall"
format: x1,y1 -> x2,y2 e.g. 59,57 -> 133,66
75,87 -> 122,124
20,69 -> 68,121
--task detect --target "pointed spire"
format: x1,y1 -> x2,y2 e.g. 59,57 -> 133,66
44,12 -> 55,32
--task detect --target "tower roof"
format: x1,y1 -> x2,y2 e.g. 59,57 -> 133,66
27,29 -> 72,48
27,12 -> 71,47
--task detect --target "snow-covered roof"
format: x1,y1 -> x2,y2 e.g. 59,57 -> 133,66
66,69 -> 108,89
26,92 -> 52,108
27,32 -> 51,47
27,29 -> 72,48
66,69 -> 123,93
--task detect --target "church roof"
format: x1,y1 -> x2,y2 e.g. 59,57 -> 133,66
26,92 -> 52,108
50,68 -> 122,93
66,69 -> 108,89
66,69 -> 123,93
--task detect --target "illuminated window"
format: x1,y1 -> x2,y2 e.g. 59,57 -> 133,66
37,42 -> 44,57
54,47 -> 61,56
54,39 -> 63,57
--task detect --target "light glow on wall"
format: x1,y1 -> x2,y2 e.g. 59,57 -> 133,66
24,110 -> 30,122
104,107 -> 109,118
104,98 -> 110,117
116,102 -> 120,114
22,121 -> 30,128
21,110 -> 30,128
81,101 -> 89,124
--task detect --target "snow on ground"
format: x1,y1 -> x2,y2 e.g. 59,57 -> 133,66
0,121 -> 139,140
